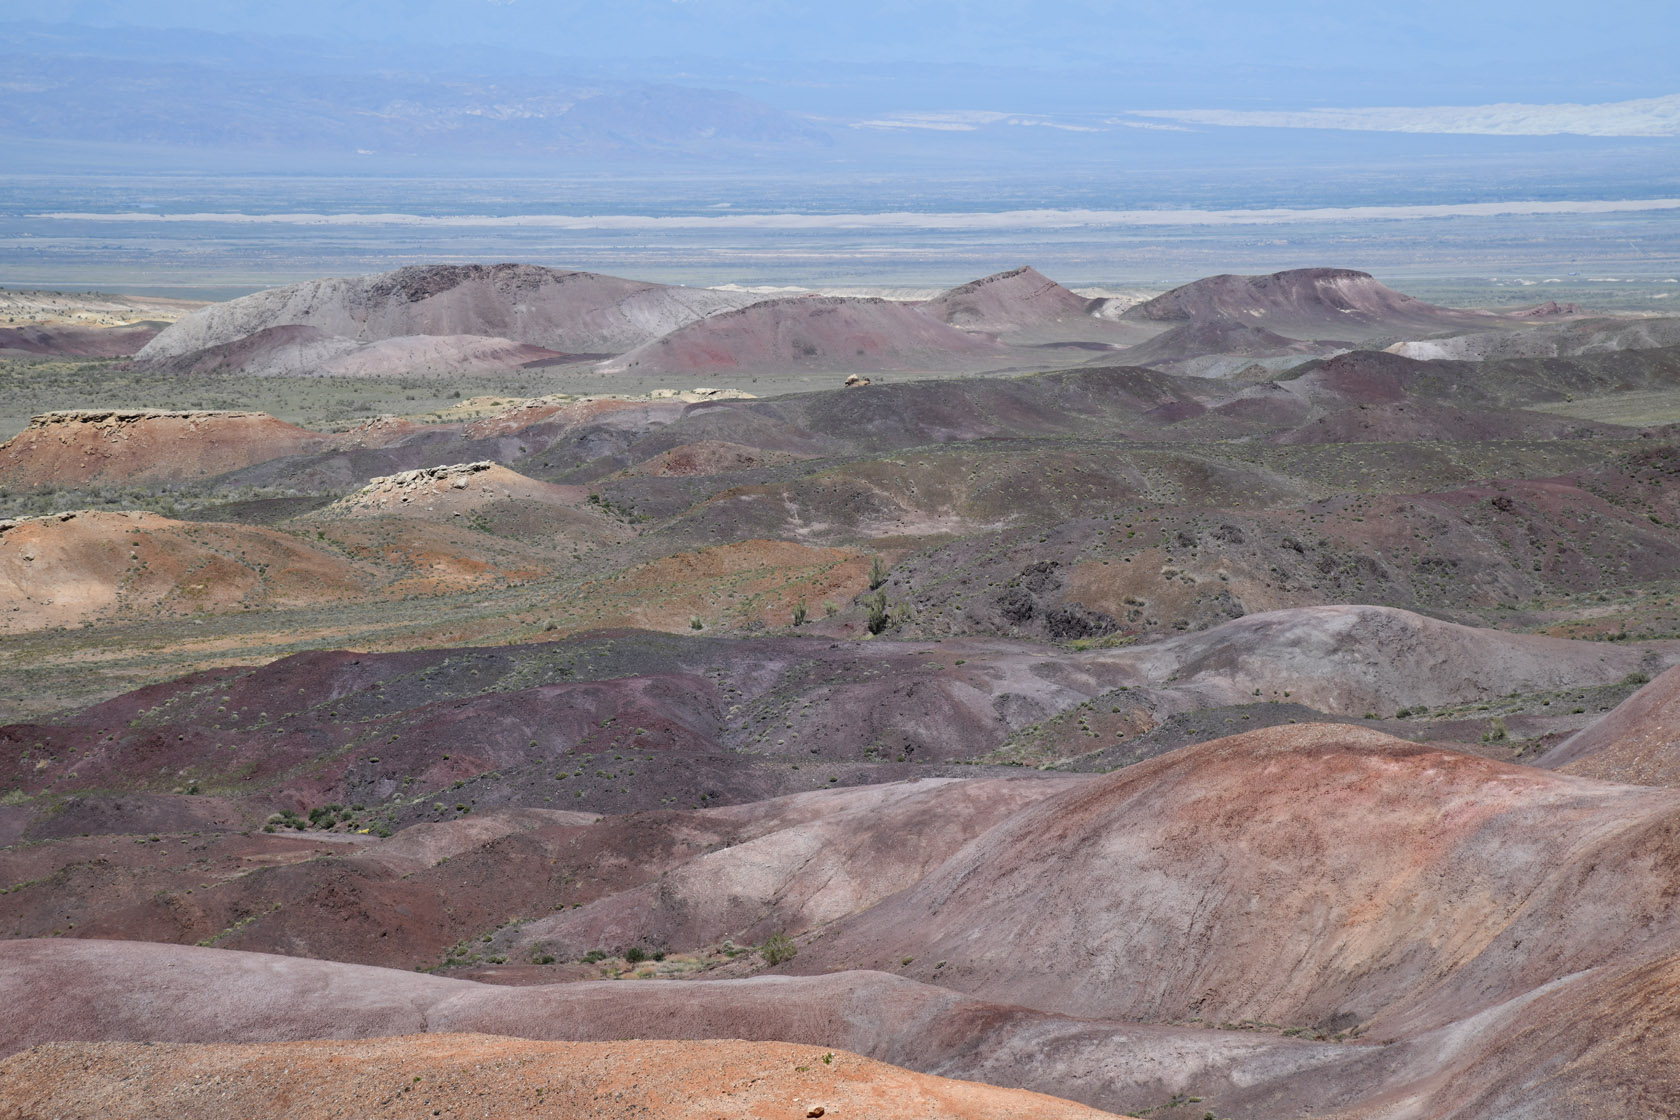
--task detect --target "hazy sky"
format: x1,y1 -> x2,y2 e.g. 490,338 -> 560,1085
35,1 -> 1680,107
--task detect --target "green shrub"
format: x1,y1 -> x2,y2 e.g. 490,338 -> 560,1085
865,591 -> 888,635
791,599 -> 807,627
760,932 -> 798,966
624,945 -> 648,963
868,556 -> 887,590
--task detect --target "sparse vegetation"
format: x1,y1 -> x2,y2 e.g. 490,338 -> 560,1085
759,932 -> 798,966
865,590 -> 889,635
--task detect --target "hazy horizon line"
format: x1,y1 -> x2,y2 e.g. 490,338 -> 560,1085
37,197 -> 1680,231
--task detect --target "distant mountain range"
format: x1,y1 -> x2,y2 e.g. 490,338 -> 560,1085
6,19 -> 1676,169
0,23 -> 829,159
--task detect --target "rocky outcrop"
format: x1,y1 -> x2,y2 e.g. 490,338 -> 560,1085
319,461 -> 587,518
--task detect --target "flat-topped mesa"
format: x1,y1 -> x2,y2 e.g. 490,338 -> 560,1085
0,409 -> 329,488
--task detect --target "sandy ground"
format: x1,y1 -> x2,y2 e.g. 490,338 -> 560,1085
0,1034 -> 1133,1120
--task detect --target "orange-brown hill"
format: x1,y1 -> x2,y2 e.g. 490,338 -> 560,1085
1122,268 -> 1497,340
1541,663 -> 1680,786
0,409 -> 329,488
0,1034 -> 1131,1120
0,509 -> 373,632
785,723 -> 1680,1040
598,295 -> 1010,375
555,539 -> 872,634
0,506 -> 575,634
